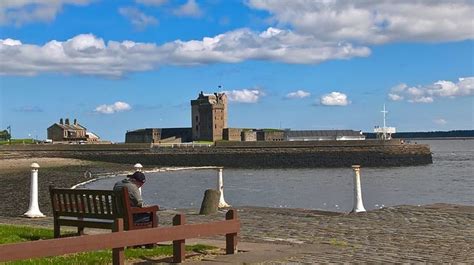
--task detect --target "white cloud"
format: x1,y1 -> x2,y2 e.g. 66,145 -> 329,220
388,77 -> 474,103
0,28 -> 370,77
0,0 -> 92,26
320,92 -> 350,106
223,89 -> 264,103
119,7 -> 158,30
173,0 -> 203,18
434,118 -> 447,125
388,93 -> 403,101
286,90 -> 310,99
95,101 -> 132,114
135,0 -> 167,6
247,0 -> 474,44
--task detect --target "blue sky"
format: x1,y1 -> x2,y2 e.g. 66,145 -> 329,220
0,0 -> 473,142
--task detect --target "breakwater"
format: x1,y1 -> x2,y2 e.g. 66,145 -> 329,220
0,140 -> 432,168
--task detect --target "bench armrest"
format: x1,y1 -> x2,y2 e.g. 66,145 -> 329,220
130,205 -> 159,214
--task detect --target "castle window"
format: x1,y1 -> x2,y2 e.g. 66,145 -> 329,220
196,125 -> 198,131
195,116 -> 198,122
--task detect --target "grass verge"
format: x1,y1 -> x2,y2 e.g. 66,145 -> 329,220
0,224 -> 216,264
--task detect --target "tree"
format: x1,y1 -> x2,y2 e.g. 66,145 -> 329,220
0,130 -> 11,141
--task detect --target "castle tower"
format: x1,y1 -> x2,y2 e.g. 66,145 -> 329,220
191,91 -> 228,141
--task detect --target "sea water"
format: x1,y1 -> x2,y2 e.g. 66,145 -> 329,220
84,139 -> 473,212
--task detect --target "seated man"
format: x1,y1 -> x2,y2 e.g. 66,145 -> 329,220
113,171 -> 151,223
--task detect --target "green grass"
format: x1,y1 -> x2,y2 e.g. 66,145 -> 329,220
0,139 -> 35,145
0,224 -> 216,264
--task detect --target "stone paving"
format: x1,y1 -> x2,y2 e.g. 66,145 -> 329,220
2,203 -> 473,263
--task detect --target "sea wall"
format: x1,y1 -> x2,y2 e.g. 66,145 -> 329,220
0,141 -> 432,168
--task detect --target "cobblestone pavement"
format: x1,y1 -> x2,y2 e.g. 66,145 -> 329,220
2,203 -> 473,263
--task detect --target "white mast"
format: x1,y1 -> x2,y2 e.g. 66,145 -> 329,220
382,104 -> 388,140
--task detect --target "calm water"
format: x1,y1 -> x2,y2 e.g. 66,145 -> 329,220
85,140 -> 474,212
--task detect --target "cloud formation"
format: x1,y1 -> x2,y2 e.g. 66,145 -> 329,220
0,0 -> 92,26
285,90 -> 310,99
173,0 -> 202,18
247,0 -> 474,44
0,29 -> 370,77
320,92 -> 350,106
388,77 -> 474,103
223,89 -> 264,103
95,101 -> 132,114
119,7 -> 158,30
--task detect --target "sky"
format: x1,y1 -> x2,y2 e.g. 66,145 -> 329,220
0,0 -> 473,142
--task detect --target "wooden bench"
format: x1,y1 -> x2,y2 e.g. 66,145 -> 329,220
49,186 -> 159,238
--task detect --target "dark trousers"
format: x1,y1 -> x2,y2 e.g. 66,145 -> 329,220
133,213 -> 151,223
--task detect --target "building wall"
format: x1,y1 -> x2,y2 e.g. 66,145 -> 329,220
223,128 -> 242,141
47,125 -> 65,141
125,129 -> 160,143
256,130 -> 284,141
161,128 -> 192,142
126,128 -> 192,143
241,130 -> 257,141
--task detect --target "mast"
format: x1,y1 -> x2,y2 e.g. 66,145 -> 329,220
381,104 -> 388,140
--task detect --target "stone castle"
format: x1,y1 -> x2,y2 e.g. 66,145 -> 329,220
125,91 -> 365,143
191,91 -> 228,141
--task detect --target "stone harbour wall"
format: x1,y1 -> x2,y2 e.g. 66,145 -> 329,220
3,142 -> 432,168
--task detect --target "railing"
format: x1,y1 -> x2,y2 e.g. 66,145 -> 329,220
0,209 -> 239,264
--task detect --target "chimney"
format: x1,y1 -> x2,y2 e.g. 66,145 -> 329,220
59,118 -> 63,125
74,119 -> 77,125
65,118 -> 70,125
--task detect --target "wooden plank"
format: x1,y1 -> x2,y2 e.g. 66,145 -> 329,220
173,214 -> 186,263
226,209 -> 238,254
112,218 -> 124,265
86,194 -> 93,214
105,194 -> 111,214
80,194 -> 87,214
92,195 -> 98,214
0,219 -> 240,262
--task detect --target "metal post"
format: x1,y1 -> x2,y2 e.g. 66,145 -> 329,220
24,163 -> 45,218
351,165 -> 366,213
217,168 -> 231,208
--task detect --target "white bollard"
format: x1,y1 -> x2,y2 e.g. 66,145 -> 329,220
134,163 -> 143,195
351,165 -> 366,213
24,163 -> 45,218
134,163 -> 143,172
217,168 -> 231,208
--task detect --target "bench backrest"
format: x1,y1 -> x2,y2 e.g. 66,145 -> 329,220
49,186 -> 124,220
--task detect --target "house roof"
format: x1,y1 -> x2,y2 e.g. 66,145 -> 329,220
54,123 -> 87,131
285,130 -> 363,137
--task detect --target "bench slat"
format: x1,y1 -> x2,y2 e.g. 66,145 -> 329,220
49,186 -> 158,238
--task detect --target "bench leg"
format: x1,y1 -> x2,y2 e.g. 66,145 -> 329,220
77,226 -> 84,236
54,220 -> 60,238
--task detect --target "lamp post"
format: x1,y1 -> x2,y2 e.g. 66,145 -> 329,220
24,163 -> 45,218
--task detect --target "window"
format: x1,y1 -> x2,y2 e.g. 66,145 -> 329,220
195,116 -> 198,122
